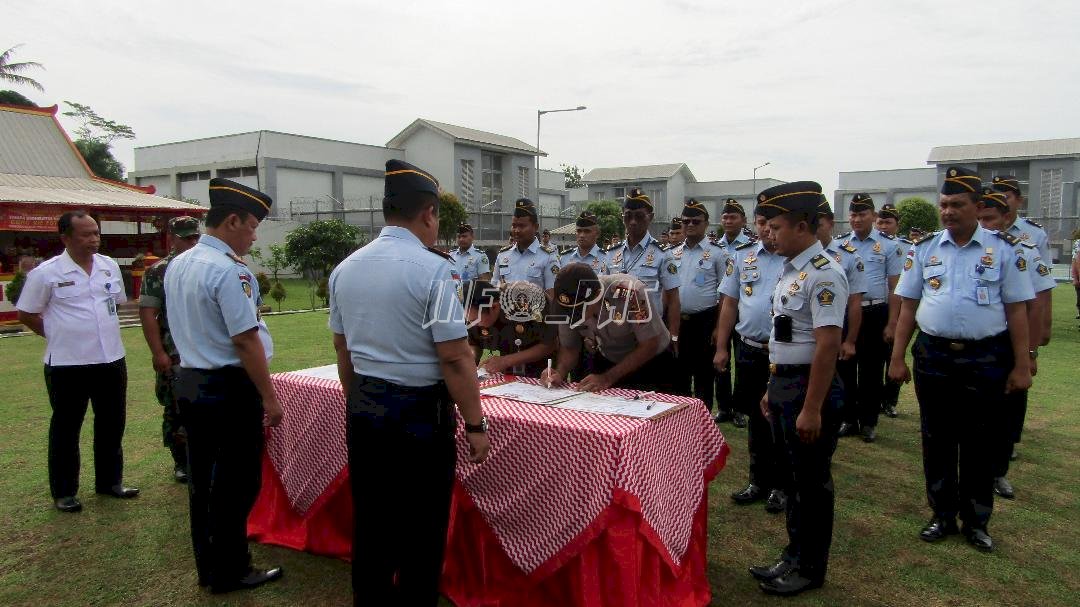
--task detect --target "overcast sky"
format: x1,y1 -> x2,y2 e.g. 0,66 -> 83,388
8,0 -> 1080,195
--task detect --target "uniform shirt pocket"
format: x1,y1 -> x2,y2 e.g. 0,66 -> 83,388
780,292 -> 806,311
922,265 -> 947,295
526,265 -> 543,278
53,284 -> 80,299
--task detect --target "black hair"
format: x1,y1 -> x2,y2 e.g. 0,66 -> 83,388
205,206 -> 252,228
384,191 -> 439,221
465,279 -> 499,309
57,210 -> 91,235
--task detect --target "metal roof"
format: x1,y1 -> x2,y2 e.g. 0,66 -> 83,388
549,222 -> 579,235
386,118 -> 544,156
582,163 -> 695,183
0,106 -> 87,177
0,104 -> 204,213
928,138 -> 1080,163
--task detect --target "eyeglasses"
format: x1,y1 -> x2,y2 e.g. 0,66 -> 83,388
623,211 -> 650,222
681,218 -> 704,226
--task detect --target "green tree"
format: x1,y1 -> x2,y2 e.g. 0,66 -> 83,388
260,243 -> 290,282
438,192 -> 468,247
561,164 -> 585,189
284,220 -> 364,309
584,200 -> 624,245
61,101 -> 135,181
0,45 -> 45,93
4,271 -> 26,306
73,139 -> 125,181
0,90 -> 36,106
270,280 -> 287,312
896,197 -> 939,236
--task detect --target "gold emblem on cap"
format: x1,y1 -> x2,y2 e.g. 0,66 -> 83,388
759,194 -> 766,202
949,169 -> 957,177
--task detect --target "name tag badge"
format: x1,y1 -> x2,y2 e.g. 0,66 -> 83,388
106,298 -> 117,316
976,286 -> 990,306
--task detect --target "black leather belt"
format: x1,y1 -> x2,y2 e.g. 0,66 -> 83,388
921,331 -> 1008,352
769,363 -> 812,376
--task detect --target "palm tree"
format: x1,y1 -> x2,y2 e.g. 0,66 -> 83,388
0,44 -> 45,92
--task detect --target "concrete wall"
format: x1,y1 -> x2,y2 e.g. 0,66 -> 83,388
342,173 -> 384,205
839,168 -> 936,190
273,167 -> 334,214
135,132 -> 261,172
400,127 -> 454,190
261,132 -> 398,169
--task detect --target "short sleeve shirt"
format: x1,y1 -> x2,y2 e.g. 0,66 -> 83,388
559,244 -> 609,275
673,239 -> 727,314
494,238 -> 559,292
718,242 -> 786,342
16,250 -> 126,366
448,245 -> 491,282
769,242 -> 849,365
894,227 -> 1035,340
557,274 -> 671,363
606,232 -> 680,317
841,230 -> 902,301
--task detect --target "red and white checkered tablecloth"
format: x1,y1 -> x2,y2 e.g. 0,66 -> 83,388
265,371 -> 727,574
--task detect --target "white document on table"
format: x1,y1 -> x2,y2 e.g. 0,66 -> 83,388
480,382 -> 583,406
290,364 -> 341,381
546,393 -> 682,419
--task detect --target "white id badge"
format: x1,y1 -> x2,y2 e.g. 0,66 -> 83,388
975,286 -> 990,306
107,298 -> 117,316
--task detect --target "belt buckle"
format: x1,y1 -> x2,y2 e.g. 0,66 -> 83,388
769,363 -> 777,375
947,341 -> 964,352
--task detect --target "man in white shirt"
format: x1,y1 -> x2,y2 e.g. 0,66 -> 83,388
16,210 -> 138,513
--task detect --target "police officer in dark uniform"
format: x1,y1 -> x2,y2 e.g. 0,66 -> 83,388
748,182 -> 848,597
328,160 -> 491,606
889,166 -> 1034,553
544,263 -> 675,393
165,179 -> 284,593
465,279 -> 555,377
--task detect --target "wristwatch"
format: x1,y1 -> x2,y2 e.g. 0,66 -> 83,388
1028,349 -> 1038,360
464,416 -> 488,434
671,335 -> 679,342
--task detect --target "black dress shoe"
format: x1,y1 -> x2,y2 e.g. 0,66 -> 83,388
749,558 -> 793,582
837,422 -> 858,437
884,404 -> 899,418
731,484 -> 765,504
993,477 -> 1015,499
920,517 -> 959,542
764,489 -> 787,514
210,566 -> 284,594
54,496 -> 82,513
759,570 -> 824,596
96,485 -> 140,499
962,527 -> 993,552
174,465 -> 189,484
732,413 -> 748,428
714,411 -> 733,424
861,426 -> 877,443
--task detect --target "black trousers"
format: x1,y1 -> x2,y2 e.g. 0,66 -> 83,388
714,334 -> 734,415
594,349 -> 677,393
43,358 -> 127,498
912,332 -> 1010,530
348,374 -> 456,607
176,367 -> 265,586
767,366 -> 842,582
676,308 -> 718,406
991,389 -> 1028,478
841,303 -> 888,428
732,339 -> 780,489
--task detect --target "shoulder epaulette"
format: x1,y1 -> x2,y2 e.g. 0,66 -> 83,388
603,242 -> 622,253
1023,218 -> 1043,229
539,244 -> 555,255
1019,241 -> 1037,249
898,237 -> 913,245
996,231 -> 1021,246
426,246 -> 452,260
841,243 -> 857,253
226,252 -> 248,266
879,231 -> 896,240
811,254 -> 830,269
915,231 -> 940,246
499,244 -> 513,252
735,240 -> 756,251
651,240 -> 668,251
707,240 -> 725,249
837,232 -> 852,239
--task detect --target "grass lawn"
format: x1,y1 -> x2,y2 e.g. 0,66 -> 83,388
1,287 -> 1078,606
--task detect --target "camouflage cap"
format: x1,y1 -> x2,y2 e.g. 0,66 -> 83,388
168,216 -> 201,238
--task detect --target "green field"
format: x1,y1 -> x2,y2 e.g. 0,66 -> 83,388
1,287 -> 1077,606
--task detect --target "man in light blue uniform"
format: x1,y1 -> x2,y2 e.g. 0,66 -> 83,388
716,207 -> 787,512
977,188 -> 1055,501
448,223 -> 491,283
749,181 -> 848,597
673,199 -> 728,404
837,193 -> 903,442
607,187 -> 681,338
818,199 -> 868,429
328,159 -> 490,606
712,198 -> 754,424
889,166 -> 1034,554
559,211 -> 609,275
993,176 -> 1053,346
494,198 -> 559,299
165,178 -> 283,594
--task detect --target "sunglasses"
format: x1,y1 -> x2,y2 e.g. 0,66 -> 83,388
623,211 -> 650,222
680,218 -> 704,226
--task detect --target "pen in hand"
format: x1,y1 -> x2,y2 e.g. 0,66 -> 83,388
545,358 -> 552,389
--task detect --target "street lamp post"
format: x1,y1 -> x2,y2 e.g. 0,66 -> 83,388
752,161 -> 771,200
537,106 -> 587,200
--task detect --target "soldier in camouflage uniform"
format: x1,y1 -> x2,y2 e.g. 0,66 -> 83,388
139,216 -> 201,482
